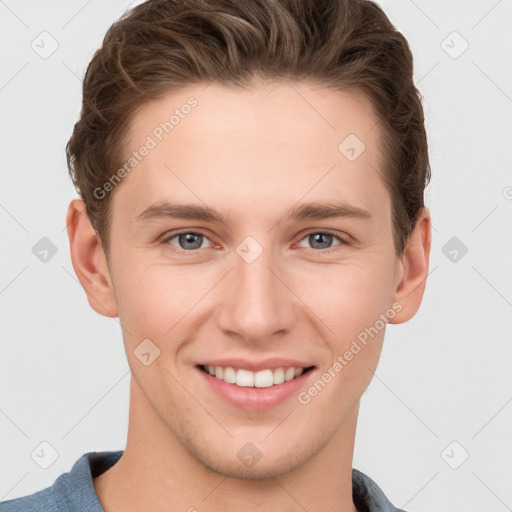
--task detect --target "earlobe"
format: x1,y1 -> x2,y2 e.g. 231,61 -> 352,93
66,199 -> 118,318
388,208 -> 432,324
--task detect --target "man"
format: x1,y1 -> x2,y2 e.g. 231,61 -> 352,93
1,0 -> 431,510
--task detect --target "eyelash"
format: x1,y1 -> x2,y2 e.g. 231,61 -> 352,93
161,229 -> 349,254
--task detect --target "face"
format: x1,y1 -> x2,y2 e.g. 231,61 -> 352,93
98,80 -> 406,478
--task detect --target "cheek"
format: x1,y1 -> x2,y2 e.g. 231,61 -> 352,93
295,265 -> 392,411
291,256 -> 396,344
112,256 -> 219,343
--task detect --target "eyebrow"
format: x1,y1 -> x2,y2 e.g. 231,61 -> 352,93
135,200 -> 373,225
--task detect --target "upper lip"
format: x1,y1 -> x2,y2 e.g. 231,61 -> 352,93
197,358 -> 315,372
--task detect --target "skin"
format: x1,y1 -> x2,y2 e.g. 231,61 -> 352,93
66,80 -> 431,512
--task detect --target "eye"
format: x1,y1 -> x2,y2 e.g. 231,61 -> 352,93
163,231 -> 215,252
296,230 -> 348,252
161,229 -> 349,254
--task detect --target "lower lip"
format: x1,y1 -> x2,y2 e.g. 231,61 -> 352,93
196,366 -> 315,411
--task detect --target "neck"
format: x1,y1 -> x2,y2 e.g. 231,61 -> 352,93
93,376 -> 360,512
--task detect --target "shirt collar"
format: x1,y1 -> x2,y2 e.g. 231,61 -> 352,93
55,451 -> 404,512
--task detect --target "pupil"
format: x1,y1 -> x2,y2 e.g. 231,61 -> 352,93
180,233 -> 202,249
311,233 -> 331,249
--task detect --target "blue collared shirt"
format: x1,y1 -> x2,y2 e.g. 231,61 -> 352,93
0,451 -> 406,511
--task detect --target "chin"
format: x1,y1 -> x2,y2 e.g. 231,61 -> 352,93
198,449 -> 310,480
182,432 -> 317,481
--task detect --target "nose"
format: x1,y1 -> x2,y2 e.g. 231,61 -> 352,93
215,244 -> 297,345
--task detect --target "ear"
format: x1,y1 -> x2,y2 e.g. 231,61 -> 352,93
388,207 -> 432,324
66,198 -> 118,318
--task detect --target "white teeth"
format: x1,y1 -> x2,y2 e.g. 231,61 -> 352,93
236,369 -> 254,387
273,368 -> 285,385
284,367 -> 295,381
203,365 -> 308,388
254,369 -> 274,388
223,366 -> 236,383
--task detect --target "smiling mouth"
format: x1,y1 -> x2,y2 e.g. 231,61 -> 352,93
198,364 -> 315,388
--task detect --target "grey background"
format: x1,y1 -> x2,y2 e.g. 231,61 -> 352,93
1,1 -> 511,510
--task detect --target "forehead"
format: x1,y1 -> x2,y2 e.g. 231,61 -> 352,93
113,80 -> 389,226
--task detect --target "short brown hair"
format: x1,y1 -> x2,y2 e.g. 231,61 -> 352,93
66,0 -> 431,258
